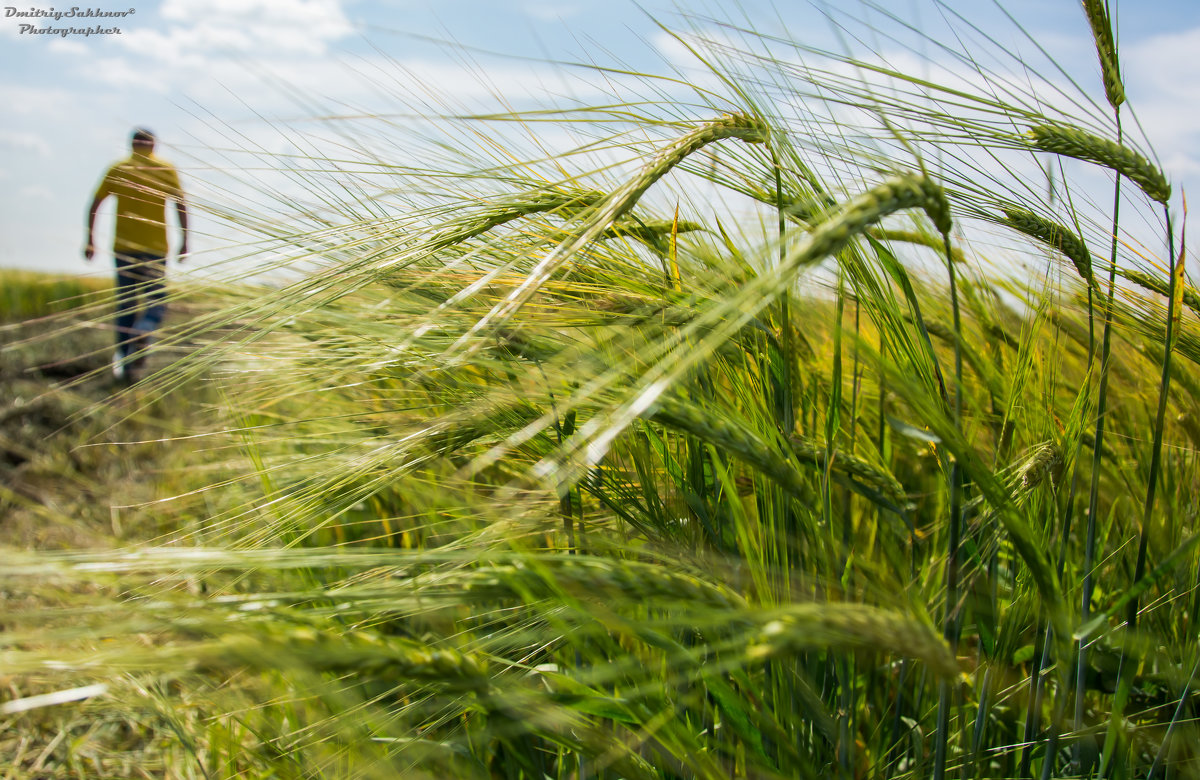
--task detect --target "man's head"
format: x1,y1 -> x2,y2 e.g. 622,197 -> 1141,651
131,127 -> 155,154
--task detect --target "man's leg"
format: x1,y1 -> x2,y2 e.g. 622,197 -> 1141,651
129,277 -> 166,373
124,254 -> 167,377
112,256 -> 142,379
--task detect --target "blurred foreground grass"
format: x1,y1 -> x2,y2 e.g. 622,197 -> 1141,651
3,3 -> 1200,777
1,269 -> 222,544
0,270 -> 255,776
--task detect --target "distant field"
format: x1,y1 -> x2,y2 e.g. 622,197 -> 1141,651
0,269 -> 111,322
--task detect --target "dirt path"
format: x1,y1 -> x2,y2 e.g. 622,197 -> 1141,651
0,307 -> 229,548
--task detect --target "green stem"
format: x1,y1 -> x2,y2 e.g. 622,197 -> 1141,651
1103,207 -> 1182,773
934,227 -> 963,780
775,149 -> 794,434
1079,114 -> 1123,765
1147,651 -> 1200,779
1026,204 -> 1098,780
1127,206 -> 1179,630
1099,183 -> 1180,780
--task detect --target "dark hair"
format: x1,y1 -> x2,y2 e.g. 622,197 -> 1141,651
131,127 -> 156,143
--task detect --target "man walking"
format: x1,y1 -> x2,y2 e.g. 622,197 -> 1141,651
84,128 -> 188,382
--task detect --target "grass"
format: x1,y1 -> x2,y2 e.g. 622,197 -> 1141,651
2,2 -> 1199,778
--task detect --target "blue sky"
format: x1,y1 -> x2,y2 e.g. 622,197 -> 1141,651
2,0 -> 1199,276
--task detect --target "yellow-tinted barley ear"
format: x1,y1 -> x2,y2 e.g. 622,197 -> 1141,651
1169,189 -> 1188,347
721,112 -> 770,145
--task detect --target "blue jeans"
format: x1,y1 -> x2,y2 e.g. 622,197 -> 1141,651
114,252 -> 167,365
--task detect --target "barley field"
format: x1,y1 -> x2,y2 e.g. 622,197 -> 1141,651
2,2 -> 1198,778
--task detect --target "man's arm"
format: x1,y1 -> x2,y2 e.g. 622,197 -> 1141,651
84,191 -> 107,261
85,169 -> 113,261
175,196 -> 189,262
167,164 -> 188,262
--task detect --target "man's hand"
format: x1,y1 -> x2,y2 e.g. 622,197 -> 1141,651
83,242 -> 95,261
177,240 -> 189,264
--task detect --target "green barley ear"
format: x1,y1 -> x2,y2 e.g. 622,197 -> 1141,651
1013,441 -> 1064,492
1001,206 -> 1096,289
920,178 -> 953,236
447,113 -> 770,357
1119,266 -> 1200,318
601,219 -> 705,243
607,112 -> 768,220
745,604 -> 961,679
868,228 -> 966,263
1082,0 -> 1125,109
205,628 -> 489,684
797,173 -> 953,263
1028,124 -> 1171,204
649,394 -> 907,510
466,557 -> 747,611
717,112 -> 770,144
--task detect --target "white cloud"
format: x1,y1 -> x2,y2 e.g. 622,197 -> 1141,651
48,38 -> 89,55
1122,25 -> 1200,177
18,185 -> 54,200
1124,26 -> 1200,102
521,2 -> 582,23
0,85 -> 79,117
0,132 -> 51,157
84,56 -> 171,92
66,0 -> 371,107
650,30 -> 699,68
121,0 -> 356,67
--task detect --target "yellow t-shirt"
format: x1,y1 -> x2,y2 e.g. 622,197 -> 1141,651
93,152 -> 183,256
